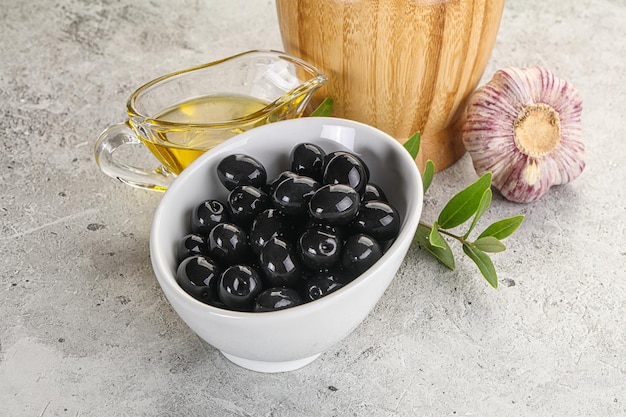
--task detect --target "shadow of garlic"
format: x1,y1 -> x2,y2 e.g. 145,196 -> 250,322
462,66 -> 585,203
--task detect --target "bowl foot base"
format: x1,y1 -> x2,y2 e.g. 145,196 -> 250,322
221,351 -> 321,373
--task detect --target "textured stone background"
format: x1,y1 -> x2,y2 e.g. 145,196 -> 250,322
1,0 -> 625,416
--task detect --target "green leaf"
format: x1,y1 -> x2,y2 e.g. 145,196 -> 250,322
422,160 -> 435,194
310,97 -> 334,117
403,131 -> 421,160
414,223 -> 455,270
474,236 -> 506,253
437,172 -> 492,230
477,215 -> 525,240
464,188 -> 492,239
463,244 -> 498,288
429,221 -> 447,249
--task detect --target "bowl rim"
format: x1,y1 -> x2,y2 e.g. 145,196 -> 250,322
150,117 -> 423,319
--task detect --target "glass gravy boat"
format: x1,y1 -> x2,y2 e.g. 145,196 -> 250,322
95,50 -> 327,191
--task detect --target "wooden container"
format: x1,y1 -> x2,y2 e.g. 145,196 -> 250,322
276,0 -> 505,171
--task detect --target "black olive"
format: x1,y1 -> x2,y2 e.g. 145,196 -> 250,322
342,234 -> 383,276
304,269 -> 351,301
207,222 -> 249,267
269,170 -> 299,194
176,255 -> 221,303
177,233 -> 208,262
254,287 -> 302,312
304,219 -> 349,242
190,199 -> 230,236
218,264 -> 263,311
272,174 -> 320,216
228,185 -> 271,228
259,237 -> 304,288
308,183 -> 360,226
298,226 -> 343,270
249,208 -> 288,255
216,154 -> 267,191
323,151 -> 369,194
362,183 -> 388,203
350,200 -> 401,241
289,143 -> 326,181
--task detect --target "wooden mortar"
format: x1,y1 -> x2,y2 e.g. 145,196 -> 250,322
276,0 -> 505,172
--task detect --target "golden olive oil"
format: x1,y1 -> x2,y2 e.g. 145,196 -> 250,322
142,94 -> 269,175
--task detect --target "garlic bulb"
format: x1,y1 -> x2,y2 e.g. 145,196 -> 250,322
462,66 -> 585,203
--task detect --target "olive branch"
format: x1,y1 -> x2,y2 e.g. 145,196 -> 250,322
404,132 -> 524,288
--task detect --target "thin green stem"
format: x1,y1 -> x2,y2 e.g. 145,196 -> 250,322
418,220 -> 471,245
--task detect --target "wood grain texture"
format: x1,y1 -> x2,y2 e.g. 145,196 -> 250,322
276,0 -> 504,171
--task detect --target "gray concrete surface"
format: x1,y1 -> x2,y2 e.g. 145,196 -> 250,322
1,0 -> 625,415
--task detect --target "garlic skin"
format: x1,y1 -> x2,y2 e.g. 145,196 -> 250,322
462,67 -> 585,203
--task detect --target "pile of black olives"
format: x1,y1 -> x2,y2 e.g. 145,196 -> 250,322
175,142 -> 401,312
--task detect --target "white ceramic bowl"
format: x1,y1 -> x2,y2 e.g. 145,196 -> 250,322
150,117 -> 423,373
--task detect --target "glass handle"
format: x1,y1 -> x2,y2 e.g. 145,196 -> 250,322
94,122 -> 174,191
